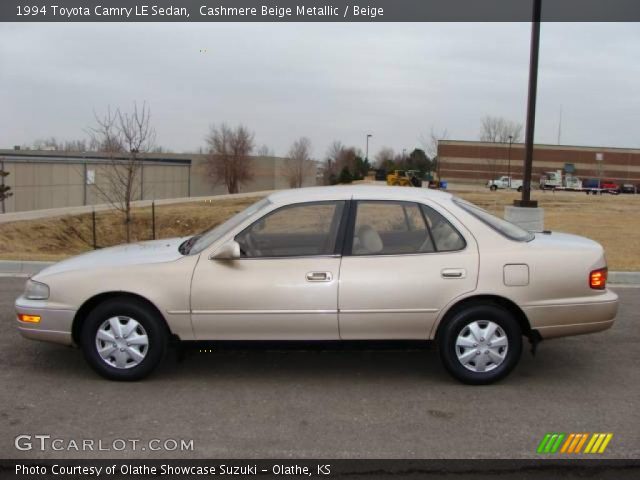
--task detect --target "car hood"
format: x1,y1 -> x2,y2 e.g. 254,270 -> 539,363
34,237 -> 188,278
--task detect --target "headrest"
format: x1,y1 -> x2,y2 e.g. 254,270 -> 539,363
357,225 -> 383,254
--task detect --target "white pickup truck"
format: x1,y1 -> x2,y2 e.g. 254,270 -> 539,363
487,176 -> 523,191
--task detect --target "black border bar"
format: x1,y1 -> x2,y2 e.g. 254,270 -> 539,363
2,459 -> 640,480
1,0 -> 639,22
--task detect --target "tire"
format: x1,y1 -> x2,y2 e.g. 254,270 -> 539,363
489,185 -> 498,191
438,304 -> 522,385
517,186 -> 523,192
80,297 -> 168,381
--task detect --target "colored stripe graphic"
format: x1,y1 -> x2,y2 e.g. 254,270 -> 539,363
585,433 -> 614,454
539,433 -> 613,454
537,433 -> 565,453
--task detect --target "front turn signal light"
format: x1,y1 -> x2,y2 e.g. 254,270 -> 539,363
18,313 -> 41,323
589,268 -> 607,290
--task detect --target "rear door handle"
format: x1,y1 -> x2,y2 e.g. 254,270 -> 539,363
441,268 -> 466,279
306,271 -> 332,282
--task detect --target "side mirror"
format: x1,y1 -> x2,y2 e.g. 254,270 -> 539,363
211,241 -> 240,260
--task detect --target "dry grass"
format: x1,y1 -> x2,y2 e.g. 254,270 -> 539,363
0,197 -> 264,262
1,187 -> 638,270
455,187 -> 640,271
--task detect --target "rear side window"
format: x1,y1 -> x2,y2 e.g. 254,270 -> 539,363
350,201 -> 465,255
420,205 -> 467,251
453,198 -> 534,242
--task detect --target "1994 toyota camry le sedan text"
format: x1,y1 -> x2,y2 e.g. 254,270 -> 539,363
15,186 -> 618,383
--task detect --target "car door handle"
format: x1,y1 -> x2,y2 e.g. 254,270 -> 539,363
306,271 -> 333,282
441,268 -> 466,279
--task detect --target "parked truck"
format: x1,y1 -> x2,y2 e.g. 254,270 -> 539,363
540,170 -> 583,190
487,176 -> 523,192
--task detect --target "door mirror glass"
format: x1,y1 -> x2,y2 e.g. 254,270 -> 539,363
211,241 -> 241,260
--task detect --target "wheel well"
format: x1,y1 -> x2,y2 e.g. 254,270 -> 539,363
72,292 -> 172,345
435,295 -> 532,340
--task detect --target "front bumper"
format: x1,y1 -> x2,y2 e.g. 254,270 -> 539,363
522,289 -> 618,339
15,296 -> 76,346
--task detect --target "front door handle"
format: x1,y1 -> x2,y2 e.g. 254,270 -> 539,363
441,268 -> 466,279
306,271 -> 333,282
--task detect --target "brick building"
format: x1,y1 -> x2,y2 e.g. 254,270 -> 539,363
437,140 -> 640,186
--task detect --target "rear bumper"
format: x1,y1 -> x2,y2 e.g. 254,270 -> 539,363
522,290 -> 618,339
15,297 -> 75,346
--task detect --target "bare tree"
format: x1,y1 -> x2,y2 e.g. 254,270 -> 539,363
283,137 -> 314,188
204,124 -> 255,194
374,147 -> 395,168
420,127 -> 449,180
256,144 -> 274,157
479,116 -> 523,143
31,137 -> 91,152
87,102 -> 156,242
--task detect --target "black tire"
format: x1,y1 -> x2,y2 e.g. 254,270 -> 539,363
80,297 -> 168,381
489,185 -> 498,191
517,186 -> 523,192
438,304 -> 522,385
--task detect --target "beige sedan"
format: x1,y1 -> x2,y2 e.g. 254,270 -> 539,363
15,186 -> 618,383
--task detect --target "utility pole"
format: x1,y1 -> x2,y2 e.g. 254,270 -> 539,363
507,135 -> 513,188
515,0 -> 541,208
365,134 -> 372,163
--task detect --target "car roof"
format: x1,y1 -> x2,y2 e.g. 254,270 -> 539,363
267,185 -> 453,205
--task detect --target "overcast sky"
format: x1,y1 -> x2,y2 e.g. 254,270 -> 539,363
1,22 -> 638,158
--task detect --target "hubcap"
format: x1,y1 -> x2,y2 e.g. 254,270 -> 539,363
95,316 -> 149,369
455,320 -> 508,373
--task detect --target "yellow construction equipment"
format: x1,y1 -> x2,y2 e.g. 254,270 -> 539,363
386,170 -> 422,187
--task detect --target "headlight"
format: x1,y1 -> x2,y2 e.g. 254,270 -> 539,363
24,280 -> 49,300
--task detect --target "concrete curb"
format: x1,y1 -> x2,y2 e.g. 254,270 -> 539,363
0,261 -> 54,277
0,260 -> 638,284
609,271 -> 640,285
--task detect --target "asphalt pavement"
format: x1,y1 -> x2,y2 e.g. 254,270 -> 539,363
0,277 -> 638,459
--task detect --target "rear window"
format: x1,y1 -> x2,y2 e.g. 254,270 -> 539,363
453,198 -> 534,242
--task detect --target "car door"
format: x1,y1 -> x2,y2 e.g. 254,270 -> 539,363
338,200 -> 479,339
190,201 -> 346,340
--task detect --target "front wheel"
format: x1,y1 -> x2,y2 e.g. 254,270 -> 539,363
438,304 -> 522,384
80,297 -> 168,381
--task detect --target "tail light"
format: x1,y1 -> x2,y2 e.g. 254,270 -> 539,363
589,268 -> 607,290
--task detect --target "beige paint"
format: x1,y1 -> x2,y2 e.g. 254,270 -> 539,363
15,185 -> 617,347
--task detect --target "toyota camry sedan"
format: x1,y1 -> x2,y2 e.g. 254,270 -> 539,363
15,186 -> 618,384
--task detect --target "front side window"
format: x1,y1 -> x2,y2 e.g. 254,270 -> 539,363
350,201 -> 465,255
236,201 -> 345,258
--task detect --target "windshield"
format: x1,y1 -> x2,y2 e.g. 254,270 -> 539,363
453,198 -> 535,242
186,198 -> 272,255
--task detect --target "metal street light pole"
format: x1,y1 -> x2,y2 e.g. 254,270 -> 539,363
515,0 -> 541,208
507,135 -> 513,187
365,134 -> 372,163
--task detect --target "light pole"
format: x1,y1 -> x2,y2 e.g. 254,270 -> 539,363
515,0 -> 541,208
507,135 -> 513,187
365,134 -> 372,163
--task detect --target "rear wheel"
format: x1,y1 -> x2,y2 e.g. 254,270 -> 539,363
438,304 -> 522,384
80,297 -> 168,381
489,185 -> 498,191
